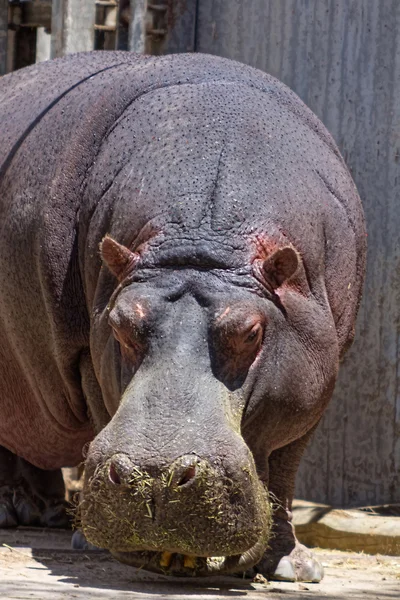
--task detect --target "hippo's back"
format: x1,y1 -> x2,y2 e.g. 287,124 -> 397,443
0,52 -> 366,469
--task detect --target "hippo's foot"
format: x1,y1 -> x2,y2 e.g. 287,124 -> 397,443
250,517 -> 323,582
253,540 -> 323,582
0,445 -> 69,528
0,483 -> 69,528
71,529 -> 99,551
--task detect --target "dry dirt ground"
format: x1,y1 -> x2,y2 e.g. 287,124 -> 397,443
0,528 -> 399,600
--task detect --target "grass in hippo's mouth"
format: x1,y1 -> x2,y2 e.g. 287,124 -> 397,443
73,460 -> 272,558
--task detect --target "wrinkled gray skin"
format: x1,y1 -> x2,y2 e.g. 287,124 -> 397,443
0,52 -> 366,581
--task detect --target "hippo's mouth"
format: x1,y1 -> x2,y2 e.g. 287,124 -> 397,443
111,537 -> 269,576
78,455 -> 272,575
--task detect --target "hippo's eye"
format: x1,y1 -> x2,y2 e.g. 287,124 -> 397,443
111,326 -> 124,345
211,315 -> 265,390
110,324 -> 137,351
245,323 -> 263,345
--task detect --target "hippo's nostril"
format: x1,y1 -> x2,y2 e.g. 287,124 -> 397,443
109,462 -> 122,485
177,464 -> 197,486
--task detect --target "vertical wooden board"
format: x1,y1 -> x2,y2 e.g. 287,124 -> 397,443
164,0 -> 197,54
128,0 -> 147,53
14,27 -> 37,71
195,0 -> 400,507
129,1 -> 197,55
196,0 -> 270,68
51,0 -> 95,58
0,0 -> 7,76
116,0 -> 130,51
51,0 -> 65,58
36,27 -> 51,63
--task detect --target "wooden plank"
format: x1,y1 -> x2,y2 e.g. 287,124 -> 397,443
20,1 -> 52,29
128,1 -> 197,55
195,0 -> 400,507
36,27 -> 51,63
293,500 -> 400,556
164,0 -> 197,54
128,0 -> 147,53
51,0 -> 95,58
14,26 -> 37,71
0,0 -> 8,75
115,0 -> 129,50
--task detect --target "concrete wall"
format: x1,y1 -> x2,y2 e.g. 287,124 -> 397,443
192,0 -> 400,507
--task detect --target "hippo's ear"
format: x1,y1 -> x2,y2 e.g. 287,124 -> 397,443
262,246 -> 300,289
100,235 -> 139,281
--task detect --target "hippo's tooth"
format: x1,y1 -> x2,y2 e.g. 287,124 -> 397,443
159,551 -> 173,568
183,555 -> 196,569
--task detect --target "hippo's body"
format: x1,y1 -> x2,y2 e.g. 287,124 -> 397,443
0,52 -> 365,580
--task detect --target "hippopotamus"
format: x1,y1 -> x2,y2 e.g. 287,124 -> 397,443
0,51 -> 366,581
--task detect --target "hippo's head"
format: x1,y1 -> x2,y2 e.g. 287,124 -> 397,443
79,228 -> 337,575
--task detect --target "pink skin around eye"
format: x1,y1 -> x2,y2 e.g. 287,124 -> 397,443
216,306 -> 231,322
135,303 -> 145,319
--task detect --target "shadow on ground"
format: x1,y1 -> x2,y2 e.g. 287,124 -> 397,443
1,528 -> 399,599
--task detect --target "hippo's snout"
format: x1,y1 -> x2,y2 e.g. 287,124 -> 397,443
79,288 -> 274,573
78,450 -> 271,572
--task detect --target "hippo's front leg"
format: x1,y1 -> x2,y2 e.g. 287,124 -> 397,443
254,429 -> 324,583
0,445 -> 69,528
